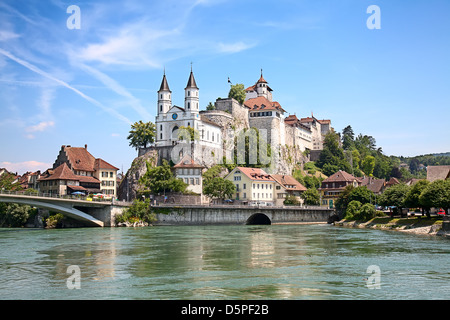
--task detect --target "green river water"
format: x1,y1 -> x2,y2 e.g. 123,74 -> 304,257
0,224 -> 449,300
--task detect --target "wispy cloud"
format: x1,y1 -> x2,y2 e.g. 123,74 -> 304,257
0,48 -> 132,125
0,160 -> 51,175
77,63 -> 152,121
217,41 -> 256,54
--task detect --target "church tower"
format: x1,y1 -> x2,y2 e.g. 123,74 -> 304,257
184,66 -> 199,113
256,69 -> 269,100
157,71 -> 171,115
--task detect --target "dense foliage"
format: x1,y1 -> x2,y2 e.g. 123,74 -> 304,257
127,120 -> 156,150
139,159 -> 188,195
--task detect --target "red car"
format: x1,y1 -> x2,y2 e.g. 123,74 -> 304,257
437,208 -> 446,215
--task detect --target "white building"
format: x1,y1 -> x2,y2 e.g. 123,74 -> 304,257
155,69 -> 222,164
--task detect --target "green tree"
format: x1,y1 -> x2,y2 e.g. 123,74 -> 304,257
228,83 -> 246,104
404,180 -> 430,215
203,177 -> 235,201
178,126 -> 199,142
362,155 -> 376,176
127,120 -> 156,150
342,125 -> 355,150
0,203 -> 36,227
116,198 -> 156,224
301,188 -> 320,206
419,180 -> 450,215
139,159 -> 188,195
317,131 -> 352,174
378,183 -> 410,217
206,102 -> 215,110
284,194 -> 300,206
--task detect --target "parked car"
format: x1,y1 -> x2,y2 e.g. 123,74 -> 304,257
437,208 -> 445,215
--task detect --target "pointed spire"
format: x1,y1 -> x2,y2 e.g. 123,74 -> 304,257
185,65 -> 198,89
257,68 -> 267,84
159,71 -> 171,92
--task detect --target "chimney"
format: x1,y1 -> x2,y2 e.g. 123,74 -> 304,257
85,144 -> 87,149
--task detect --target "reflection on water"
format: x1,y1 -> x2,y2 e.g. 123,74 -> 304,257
0,225 -> 449,300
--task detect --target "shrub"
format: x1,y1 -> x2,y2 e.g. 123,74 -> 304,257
46,213 -> 64,228
344,200 -> 362,220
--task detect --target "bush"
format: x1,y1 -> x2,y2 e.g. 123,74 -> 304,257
344,201 -> 377,221
116,199 -> 156,225
284,194 -> 300,206
0,203 -> 34,227
46,213 -> 64,228
344,200 -> 362,220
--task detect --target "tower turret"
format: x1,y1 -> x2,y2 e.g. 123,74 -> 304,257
157,70 -> 172,114
184,66 -> 199,113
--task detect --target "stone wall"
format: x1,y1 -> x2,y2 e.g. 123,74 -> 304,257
153,205 -> 334,226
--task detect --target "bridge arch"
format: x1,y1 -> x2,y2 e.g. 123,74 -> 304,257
246,213 -> 271,225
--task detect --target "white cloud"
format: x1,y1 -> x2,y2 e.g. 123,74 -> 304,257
217,41 -> 256,54
0,48 -> 132,125
77,63 -> 152,121
0,161 -> 51,175
27,121 -> 55,133
0,30 -> 20,41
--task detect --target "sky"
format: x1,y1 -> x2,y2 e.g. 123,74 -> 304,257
0,0 -> 449,175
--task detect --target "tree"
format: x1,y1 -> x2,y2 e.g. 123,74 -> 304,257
139,159 -> 188,195
206,102 -> 215,110
203,177 -> 235,201
127,120 -> 156,150
317,130 -> 352,174
419,180 -> 450,215
335,185 -> 374,211
404,180 -> 430,216
178,126 -> 199,142
301,188 -> 320,206
378,183 -> 410,217
342,125 -> 355,150
116,198 -> 156,224
228,83 -> 246,104
362,155 -> 376,176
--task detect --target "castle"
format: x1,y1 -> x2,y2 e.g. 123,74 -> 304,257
153,68 -> 332,174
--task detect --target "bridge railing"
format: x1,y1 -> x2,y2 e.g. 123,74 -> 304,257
0,189 -> 114,203
151,203 -> 330,210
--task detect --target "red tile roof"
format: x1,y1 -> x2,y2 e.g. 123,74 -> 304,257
244,96 -> 285,113
173,155 -> 204,169
38,163 -> 80,181
322,170 -> 357,183
271,174 -> 307,191
234,167 -> 273,181
94,158 -> 119,171
65,146 -> 96,172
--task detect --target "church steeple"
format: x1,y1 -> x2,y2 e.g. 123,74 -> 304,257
185,65 -> 199,113
157,70 -> 172,115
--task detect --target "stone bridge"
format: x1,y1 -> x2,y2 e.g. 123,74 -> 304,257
152,205 -> 336,226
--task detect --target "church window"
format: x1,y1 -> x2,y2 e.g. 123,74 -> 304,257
160,133 -> 162,139
188,122 -> 190,127
160,125 -> 162,131
161,94 -> 162,99
160,105 -> 162,112
212,134 -> 214,141
188,102 -> 190,109
207,131 -> 209,140
188,91 -> 191,96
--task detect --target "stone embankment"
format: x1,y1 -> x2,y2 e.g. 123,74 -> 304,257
334,216 -> 450,238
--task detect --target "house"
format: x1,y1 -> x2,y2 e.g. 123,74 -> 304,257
385,177 -> 400,188
38,145 -> 119,197
224,167 -> 307,206
426,165 -> 450,182
359,176 -> 386,195
319,170 -> 360,208
271,174 -> 307,206
225,167 -> 275,205
172,154 -> 204,194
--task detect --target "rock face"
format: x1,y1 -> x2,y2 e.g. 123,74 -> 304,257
117,149 -> 158,201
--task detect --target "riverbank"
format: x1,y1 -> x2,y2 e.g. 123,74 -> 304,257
334,216 -> 450,239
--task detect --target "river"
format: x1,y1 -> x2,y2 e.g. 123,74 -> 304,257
0,224 -> 449,300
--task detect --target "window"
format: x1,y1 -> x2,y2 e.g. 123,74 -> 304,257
243,183 -> 246,189
110,172 -> 113,178
195,178 -> 199,185
243,193 -> 247,199
188,102 -> 190,109
236,184 -> 239,191
190,178 -> 194,185
188,91 -> 191,96
160,105 -> 162,112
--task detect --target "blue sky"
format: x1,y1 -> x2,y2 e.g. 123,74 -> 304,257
1,0 -> 449,174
